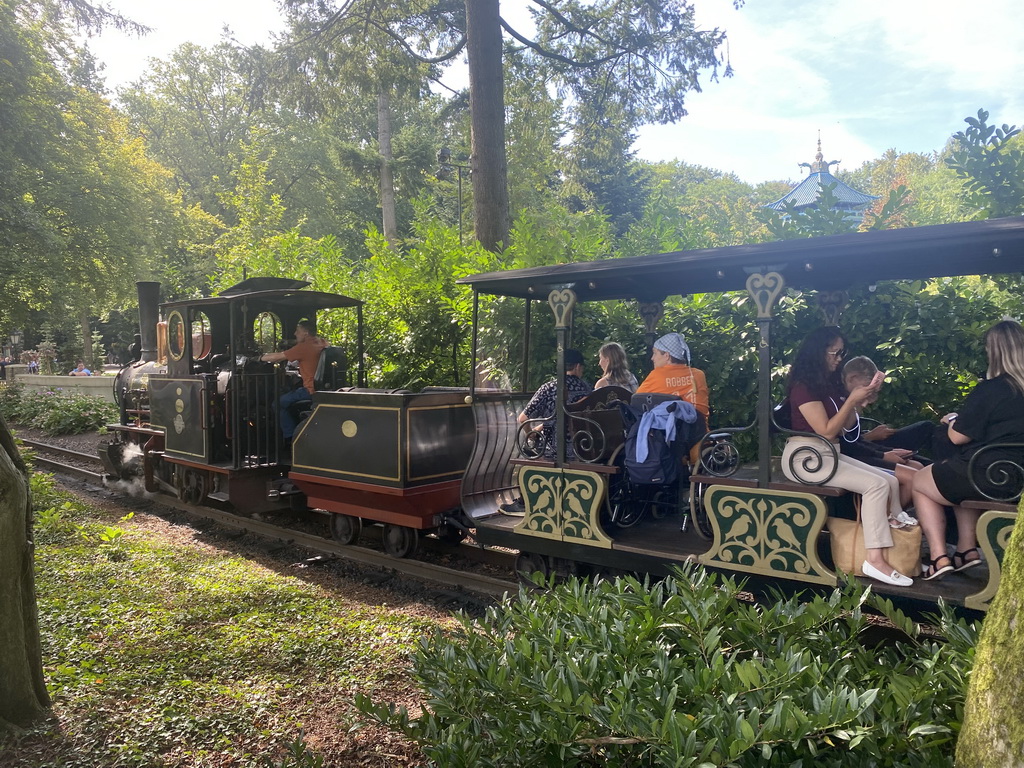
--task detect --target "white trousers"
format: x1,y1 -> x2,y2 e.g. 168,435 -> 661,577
782,437 -> 900,550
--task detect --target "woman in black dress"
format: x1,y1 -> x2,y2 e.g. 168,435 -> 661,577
913,319 -> 1024,580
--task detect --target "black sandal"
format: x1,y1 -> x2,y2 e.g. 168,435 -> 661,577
953,547 -> 982,572
922,554 -> 954,581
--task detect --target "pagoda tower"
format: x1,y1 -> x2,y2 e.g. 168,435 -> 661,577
765,136 -> 878,220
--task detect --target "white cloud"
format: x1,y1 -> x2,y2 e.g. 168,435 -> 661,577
632,0 -> 1024,183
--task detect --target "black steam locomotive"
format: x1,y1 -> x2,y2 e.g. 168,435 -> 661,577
99,277 -> 475,555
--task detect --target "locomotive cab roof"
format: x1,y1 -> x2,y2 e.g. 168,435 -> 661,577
160,282 -> 363,313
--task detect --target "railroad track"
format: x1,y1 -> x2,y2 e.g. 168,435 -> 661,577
21,438 -> 519,600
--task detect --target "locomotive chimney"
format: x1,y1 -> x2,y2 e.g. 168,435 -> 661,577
136,281 -> 161,363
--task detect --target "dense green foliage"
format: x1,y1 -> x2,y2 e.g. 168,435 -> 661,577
358,567 -> 975,766
946,110 -> 1024,218
0,385 -> 117,435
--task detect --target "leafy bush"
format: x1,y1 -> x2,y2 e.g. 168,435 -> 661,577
357,567 -> 974,767
0,387 -> 116,435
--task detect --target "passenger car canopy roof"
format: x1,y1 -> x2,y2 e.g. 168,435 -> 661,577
458,216 -> 1024,301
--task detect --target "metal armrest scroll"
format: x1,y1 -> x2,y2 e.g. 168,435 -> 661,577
771,410 -> 840,486
968,443 -> 1024,503
696,420 -> 754,478
516,418 -> 553,459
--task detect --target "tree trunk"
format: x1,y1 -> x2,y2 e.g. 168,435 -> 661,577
0,414 -> 50,729
80,311 -> 93,369
465,0 -> 510,251
377,91 -> 398,246
956,497 -> 1024,765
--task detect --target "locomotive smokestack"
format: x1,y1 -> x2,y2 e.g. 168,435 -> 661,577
136,281 -> 160,363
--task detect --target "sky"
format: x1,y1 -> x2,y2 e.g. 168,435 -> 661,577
85,0 -> 1024,185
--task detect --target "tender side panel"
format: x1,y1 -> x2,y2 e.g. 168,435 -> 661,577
293,403 -> 402,484
407,403 -> 475,481
291,391 -> 475,489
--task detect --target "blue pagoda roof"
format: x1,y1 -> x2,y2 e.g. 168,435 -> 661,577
764,138 -> 879,212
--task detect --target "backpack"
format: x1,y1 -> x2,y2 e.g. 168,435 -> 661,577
622,397 -> 694,485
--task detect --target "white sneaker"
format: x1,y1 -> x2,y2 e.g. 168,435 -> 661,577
893,510 -> 919,527
862,560 -> 913,587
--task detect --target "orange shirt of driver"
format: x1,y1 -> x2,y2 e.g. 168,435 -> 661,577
285,339 -> 324,392
636,364 -> 710,417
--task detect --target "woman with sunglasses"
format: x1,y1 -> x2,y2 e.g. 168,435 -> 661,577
782,326 -> 913,587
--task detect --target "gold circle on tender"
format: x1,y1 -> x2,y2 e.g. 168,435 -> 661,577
175,399 -> 184,413
341,420 -> 358,438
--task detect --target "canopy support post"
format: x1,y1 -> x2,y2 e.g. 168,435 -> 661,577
747,272 -> 785,488
548,288 -> 577,468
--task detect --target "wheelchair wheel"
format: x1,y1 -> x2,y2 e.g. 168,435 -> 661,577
605,474 -> 646,528
688,481 -> 714,540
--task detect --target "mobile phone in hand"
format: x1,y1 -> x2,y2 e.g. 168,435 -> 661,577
870,371 -> 885,389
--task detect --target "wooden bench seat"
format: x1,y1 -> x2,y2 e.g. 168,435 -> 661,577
690,471 -> 849,497
960,498 -> 1019,514
510,457 -> 621,475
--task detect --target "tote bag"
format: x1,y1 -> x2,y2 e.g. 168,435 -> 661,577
827,504 -> 923,578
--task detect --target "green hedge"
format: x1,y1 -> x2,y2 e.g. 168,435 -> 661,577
358,567 -> 974,767
0,383 -> 117,435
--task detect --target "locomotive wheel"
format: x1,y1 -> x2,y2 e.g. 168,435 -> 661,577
330,514 -> 362,545
515,551 -> 550,587
177,468 -> 207,505
382,524 -> 419,558
435,523 -> 467,544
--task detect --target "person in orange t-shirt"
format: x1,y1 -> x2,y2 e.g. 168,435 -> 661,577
261,320 -> 328,439
636,332 -> 709,467
635,332 -> 709,418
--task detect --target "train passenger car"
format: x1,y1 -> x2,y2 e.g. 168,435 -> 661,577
100,277 -> 366,512
456,216 -> 1024,614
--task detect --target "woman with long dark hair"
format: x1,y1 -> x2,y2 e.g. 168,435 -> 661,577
912,319 -> 1024,579
783,326 -> 912,586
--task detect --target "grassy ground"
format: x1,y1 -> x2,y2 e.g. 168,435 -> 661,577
2,473 -> 449,767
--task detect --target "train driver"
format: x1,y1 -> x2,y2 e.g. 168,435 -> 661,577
260,320 -> 328,441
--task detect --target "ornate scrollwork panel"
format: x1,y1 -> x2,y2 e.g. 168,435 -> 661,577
514,466 -> 613,549
547,288 -> 577,329
746,272 -> 784,319
817,290 -> 848,326
638,301 -> 665,337
698,486 -> 836,585
964,510 -> 1018,612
